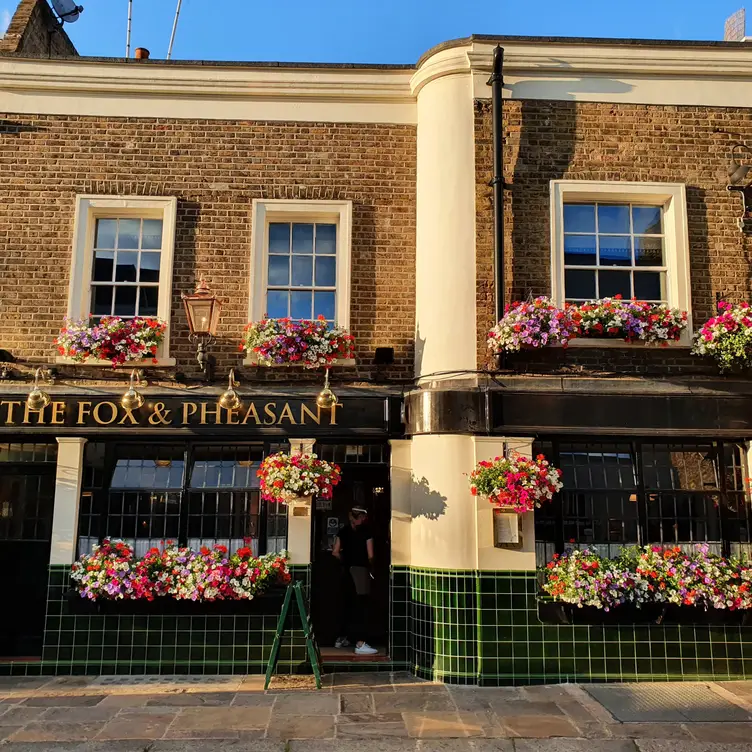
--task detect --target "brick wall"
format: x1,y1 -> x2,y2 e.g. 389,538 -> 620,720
0,115 -> 416,382
0,0 -> 77,57
475,99 -> 752,376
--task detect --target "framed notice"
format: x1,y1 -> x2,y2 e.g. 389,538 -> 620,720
493,510 -> 522,549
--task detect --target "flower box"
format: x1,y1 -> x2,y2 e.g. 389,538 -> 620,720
64,588 -> 286,616
241,316 -> 355,369
488,296 -> 688,354
55,316 -> 167,368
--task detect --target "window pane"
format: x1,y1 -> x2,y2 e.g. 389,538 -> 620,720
95,219 -> 117,249
291,255 -> 313,286
632,206 -> 662,235
315,256 -> 337,286
563,204 -> 595,233
292,224 -> 314,254
117,219 -> 141,250
597,204 -> 630,233
138,287 -> 159,316
291,290 -> 312,319
93,251 -> 114,282
268,255 -> 289,286
139,252 -> 161,283
269,223 -> 290,253
92,286 -> 113,316
114,286 -> 137,317
315,224 -> 337,254
564,235 -> 596,266
598,236 -> 631,266
115,251 -> 138,282
564,269 -> 595,300
314,291 -> 335,321
599,270 -> 631,299
141,219 -> 163,249
635,237 -> 664,267
634,271 -> 665,301
267,290 -> 288,318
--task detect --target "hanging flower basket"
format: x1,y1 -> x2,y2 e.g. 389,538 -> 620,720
69,538 -> 290,603
257,452 -> 342,504
691,301 -> 752,372
56,316 -> 167,367
241,316 -> 354,369
487,296 -> 687,354
469,452 -> 562,513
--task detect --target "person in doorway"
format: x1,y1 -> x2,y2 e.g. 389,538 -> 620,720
332,506 -> 378,655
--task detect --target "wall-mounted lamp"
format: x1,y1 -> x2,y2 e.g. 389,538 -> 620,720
26,367 -> 51,411
316,368 -> 337,409
182,277 -> 222,382
218,369 -> 242,411
121,369 -> 145,411
729,144 -> 752,185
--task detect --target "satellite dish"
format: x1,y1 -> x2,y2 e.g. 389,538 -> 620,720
49,0 -> 84,23
724,8 -> 746,42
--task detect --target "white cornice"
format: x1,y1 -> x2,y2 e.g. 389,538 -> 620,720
0,57 -> 417,124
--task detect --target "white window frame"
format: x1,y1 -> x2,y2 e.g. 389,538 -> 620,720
247,199 -> 353,365
61,195 -> 178,366
550,180 -> 692,346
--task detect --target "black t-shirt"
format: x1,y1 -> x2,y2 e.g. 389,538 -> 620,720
337,523 -> 372,567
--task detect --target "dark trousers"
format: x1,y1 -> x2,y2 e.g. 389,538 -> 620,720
339,568 -> 370,643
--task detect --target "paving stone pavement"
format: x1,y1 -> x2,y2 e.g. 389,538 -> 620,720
0,674 -> 750,751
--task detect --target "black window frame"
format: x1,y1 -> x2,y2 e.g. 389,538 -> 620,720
534,437 -> 752,563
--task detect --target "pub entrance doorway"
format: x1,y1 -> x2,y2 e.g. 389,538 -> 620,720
310,443 -> 390,660
0,442 -> 57,658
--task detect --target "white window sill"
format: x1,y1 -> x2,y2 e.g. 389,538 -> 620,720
552,339 -> 691,349
55,356 -> 177,368
242,355 -> 356,367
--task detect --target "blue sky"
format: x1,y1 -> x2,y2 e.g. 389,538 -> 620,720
0,0 -> 748,63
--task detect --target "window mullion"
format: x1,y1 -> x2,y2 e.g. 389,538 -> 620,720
634,441 -> 649,546
178,443 -> 192,547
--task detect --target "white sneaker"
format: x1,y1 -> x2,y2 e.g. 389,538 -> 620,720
354,642 -> 378,655
334,637 -> 350,648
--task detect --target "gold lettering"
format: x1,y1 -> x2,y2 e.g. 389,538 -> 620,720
226,407 -> 240,425
1,401 -> 21,424
263,402 -> 277,425
23,401 -> 46,425
93,401 -> 118,425
277,403 -> 297,425
182,402 -> 198,424
77,401 -> 92,425
329,402 -> 343,426
149,402 -> 173,425
50,401 -> 65,425
241,403 -> 261,425
300,403 -> 320,425
118,407 -> 138,425
199,402 -> 222,425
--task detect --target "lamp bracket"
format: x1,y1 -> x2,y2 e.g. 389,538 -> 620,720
727,184 -> 752,232
189,333 -> 216,382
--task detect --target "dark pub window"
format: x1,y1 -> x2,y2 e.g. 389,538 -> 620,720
534,439 -> 752,565
77,441 -> 288,557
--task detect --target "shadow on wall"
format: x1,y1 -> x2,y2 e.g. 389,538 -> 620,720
411,476 -> 447,520
414,325 -> 427,379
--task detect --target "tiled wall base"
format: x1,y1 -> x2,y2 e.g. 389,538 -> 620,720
22,565 -> 312,677
392,567 -> 752,686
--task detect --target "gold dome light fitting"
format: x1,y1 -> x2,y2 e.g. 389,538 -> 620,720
26,367 -> 51,411
218,369 -> 242,411
121,369 -> 145,411
317,368 -> 338,409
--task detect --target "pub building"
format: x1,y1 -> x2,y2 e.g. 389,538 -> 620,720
4,0 -> 752,684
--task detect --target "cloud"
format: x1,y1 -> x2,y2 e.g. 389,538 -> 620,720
0,8 -> 11,38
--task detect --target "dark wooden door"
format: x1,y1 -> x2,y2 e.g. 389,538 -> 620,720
0,469 -> 55,657
311,465 -> 391,648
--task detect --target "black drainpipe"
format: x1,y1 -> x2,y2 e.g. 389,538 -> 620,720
488,45 -> 505,325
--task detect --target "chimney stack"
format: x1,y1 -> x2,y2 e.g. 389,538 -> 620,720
134,47 -> 150,60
